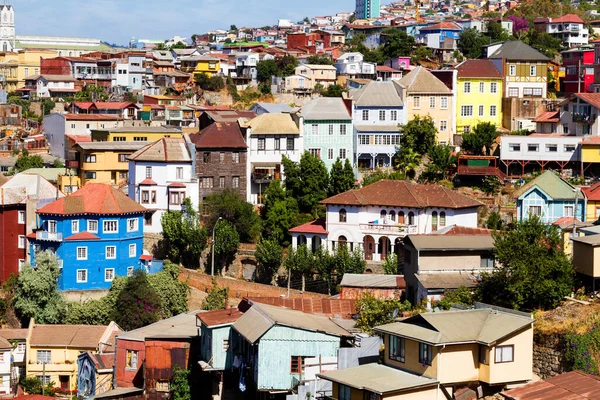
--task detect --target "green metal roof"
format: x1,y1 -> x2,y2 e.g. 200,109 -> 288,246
513,171 -> 579,200
15,41 -> 115,52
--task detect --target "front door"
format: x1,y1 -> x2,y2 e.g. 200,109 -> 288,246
59,375 -> 69,391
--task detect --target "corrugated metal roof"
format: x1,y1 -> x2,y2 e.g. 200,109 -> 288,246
0,173 -> 64,206
299,97 -> 351,120
127,137 -> 192,162
502,370 -> 600,399
488,40 -> 550,61
117,311 -> 200,342
415,273 -> 480,289
318,363 -> 438,395
513,171 -> 578,200
407,235 -> 494,251
76,142 -> 147,151
350,81 -> 404,107
340,274 -> 405,289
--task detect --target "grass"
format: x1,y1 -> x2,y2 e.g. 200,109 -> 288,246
535,302 -> 600,335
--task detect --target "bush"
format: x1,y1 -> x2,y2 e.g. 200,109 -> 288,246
194,74 -> 224,91
565,323 -> 600,374
436,286 -> 474,310
202,280 -> 228,310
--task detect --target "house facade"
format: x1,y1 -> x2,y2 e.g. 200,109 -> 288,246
77,352 -> 116,398
127,136 -> 199,234
292,64 -> 337,89
0,328 -> 28,388
75,141 -> 146,186
334,52 -> 376,79
0,337 -> 13,395
28,184 -> 148,291
22,74 -> 78,98
300,97 -> 353,171
536,14 -> 589,48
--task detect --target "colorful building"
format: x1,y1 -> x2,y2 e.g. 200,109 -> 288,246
582,181 -> 600,222
455,59 -> 503,136
28,183 -> 148,291
75,141 -> 146,186
180,55 -> 221,78
561,45 -> 594,94
0,49 -> 57,92
91,126 -> 182,142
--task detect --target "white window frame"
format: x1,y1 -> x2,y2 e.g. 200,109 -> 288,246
127,218 -> 138,232
478,105 -> 484,117
106,246 -> 116,260
413,96 -> 420,109
72,220 -> 79,233
127,266 -> 134,277
440,96 -> 448,109
440,120 -> 447,132
105,268 -> 115,282
429,96 -> 436,109
18,235 -> 25,249
490,105 -> 497,117
103,220 -> 119,234
509,65 -> 516,76
328,148 -> 334,160
129,244 -> 136,258
464,81 -> 471,94
77,269 -> 88,283
564,205 -> 574,217
361,110 -> 369,121
490,82 -> 497,94
495,345 -> 514,363
479,82 -> 485,93
460,105 -> 473,117
87,220 -> 98,233
530,65 -> 536,76
18,210 -> 25,224
77,247 -> 88,260
379,110 -> 385,121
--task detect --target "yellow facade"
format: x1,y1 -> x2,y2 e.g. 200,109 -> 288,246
586,201 -> 600,223
193,59 -> 220,77
405,93 -> 455,144
582,144 -> 600,163
331,382 -> 440,400
91,128 -> 183,142
455,78 -> 503,135
572,241 -> 600,278
78,147 -> 136,186
0,49 -> 58,91
26,346 -> 80,391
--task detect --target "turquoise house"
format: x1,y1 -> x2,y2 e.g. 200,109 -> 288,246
197,308 -> 244,371
300,97 -> 354,171
232,303 -> 351,394
514,171 -> 585,223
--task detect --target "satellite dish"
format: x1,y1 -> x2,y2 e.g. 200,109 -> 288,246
392,308 -> 399,319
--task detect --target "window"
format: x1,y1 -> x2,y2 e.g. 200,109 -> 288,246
509,143 -> 521,152
431,211 -> 438,231
84,172 -> 96,180
311,124 -> 318,135
169,191 -> 184,205
339,149 -> 346,159
508,87 -> 519,97
495,345 -> 514,363
529,206 -> 542,216
18,210 -> 25,224
533,88 -> 542,97
274,138 -> 280,150
141,190 -> 150,204
490,105 -> 497,117
440,96 -> 448,109
222,339 -> 230,352
463,81 -> 471,94
564,205 -> 574,217
546,144 -> 558,152
419,342 -> 432,365
156,381 -> 170,392
232,152 -> 240,163
16,343 -> 25,353
358,135 -> 369,145
106,246 -> 116,259
103,220 -> 118,233
126,350 -> 138,369
340,124 -> 347,135
413,96 -> 420,108
128,218 -> 138,232
77,269 -> 88,283
37,375 -> 51,385
460,105 -> 473,117
36,349 -> 52,365
408,211 -> 415,225
565,144 -> 576,152
563,125 -> 569,135
77,247 -> 88,260
203,152 -> 211,163
478,105 -> 484,117
232,176 -> 240,188
105,268 -> 115,282
129,244 -> 136,258
439,211 -> 446,227
133,137 -> 147,141
429,96 -> 436,109
389,335 -> 405,362
480,255 -> 494,268
490,82 -> 498,94
84,154 -> 96,163
479,345 -> 489,365
398,211 -> 405,224
87,220 -> 98,233
362,110 -> 369,121
145,166 -> 152,178
328,148 -> 334,160
309,149 -> 321,158
530,65 -> 536,76
339,385 -> 351,400
287,138 -> 294,151
290,356 -> 309,374
329,124 -> 334,135
440,120 -> 447,132
200,177 -> 213,188
479,82 -> 485,93
509,65 -> 516,76
527,144 -> 539,152
257,138 -> 265,151
379,110 -> 385,121
339,209 -> 347,223
18,235 -> 25,249
127,266 -> 134,277
118,154 -> 127,163
176,167 -> 184,179
523,88 -> 533,97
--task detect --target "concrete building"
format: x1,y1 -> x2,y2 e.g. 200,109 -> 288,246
355,0 -> 380,19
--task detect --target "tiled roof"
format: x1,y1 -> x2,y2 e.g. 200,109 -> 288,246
432,225 -> 492,235
64,114 -> 123,121
243,114 -> 300,135
86,352 -> 116,370
501,370 -> 600,399
340,274 -> 406,289
552,217 -> 591,230
30,324 -> 113,348
205,110 -> 257,123
289,218 -> 327,234
398,66 -> 451,94
25,74 -> 77,82
420,21 -> 462,31
128,137 -> 192,163
533,111 -> 560,123
241,297 -> 357,319
139,178 -> 158,185
65,134 -> 92,143
455,59 -> 501,79
575,93 -> 600,110
189,122 -> 247,149
582,136 -> 600,145
65,231 -> 101,241
321,180 -> 482,209
553,14 -> 585,24
582,181 -> 600,201
93,102 -> 138,110
37,183 -> 146,216
197,308 -> 244,327
376,65 -> 401,72
71,102 -> 94,110
299,97 -> 351,120
0,328 -> 27,340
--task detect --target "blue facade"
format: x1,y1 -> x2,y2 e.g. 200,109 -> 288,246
517,187 -> 585,223
29,213 -> 147,291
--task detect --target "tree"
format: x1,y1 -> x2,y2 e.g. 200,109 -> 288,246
477,217 -> 574,310
155,43 -> 167,50
41,98 -> 55,115
285,245 -> 314,291
171,366 -> 191,400
275,55 -> 299,77
329,158 -> 355,196
395,148 -> 422,179
230,24 -> 238,32
170,41 -> 186,50
14,251 -> 66,324
354,293 -> 412,334
313,246 -> 335,294
333,245 -> 366,276
148,261 -> 189,317
322,84 -> 346,97
383,253 -> 399,275
436,286 -> 474,310
411,46 -> 434,64
523,30 -> 563,58
421,144 -> 457,181
507,15 -> 530,39
400,115 -> 437,156
204,189 -> 262,243
194,74 -> 224,91
381,28 -> 416,59
485,21 -> 510,42
306,55 -> 334,65
458,28 -> 489,59
161,198 -> 208,269
461,122 -> 499,156
255,238 -> 283,282
256,59 -> 278,82
14,149 -> 44,172
362,169 -> 405,186
261,180 -> 299,246
282,152 -> 329,215
112,270 -> 162,330
214,220 -> 240,272
202,280 -> 228,310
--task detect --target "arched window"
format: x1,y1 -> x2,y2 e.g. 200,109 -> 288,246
339,208 -> 347,223
389,210 -> 396,221
2,14 -> 6,23
338,235 -> 348,249
380,210 -> 387,221
398,211 -> 405,224
408,211 -> 415,225
2,42 -> 6,52
440,211 -> 446,227
432,211 -> 438,231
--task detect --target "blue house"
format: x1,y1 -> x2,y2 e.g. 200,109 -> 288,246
28,183 -> 150,290
514,171 -> 585,223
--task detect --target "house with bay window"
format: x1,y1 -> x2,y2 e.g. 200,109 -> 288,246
127,136 -> 199,234
27,183 -> 151,291
318,304 -> 534,400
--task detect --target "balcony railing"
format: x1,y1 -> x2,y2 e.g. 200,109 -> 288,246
252,173 -> 274,184
573,113 -> 597,123
36,231 -> 63,241
360,223 -> 418,234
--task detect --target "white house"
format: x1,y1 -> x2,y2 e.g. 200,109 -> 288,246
241,114 -> 303,205
22,74 -> 77,98
127,136 -> 199,234
290,180 -> 482,261
334,52 -> 376,79
0,336 -> 13,395
544,14 -> 589,48
0,329 -> 27,390
235,52 -> 260,82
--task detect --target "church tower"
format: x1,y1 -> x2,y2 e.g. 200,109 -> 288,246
0,3 -> 15,52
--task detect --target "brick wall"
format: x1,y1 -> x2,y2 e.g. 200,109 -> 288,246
196,149 -> 247,202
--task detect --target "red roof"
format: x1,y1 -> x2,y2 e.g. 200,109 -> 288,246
65,231 -> 101,241
376,65 -> 401,73
168,182 -> 186,188
72,102 -> 94,110
420,21 -> 462,31
140,254 -> 152,261
552,14 -> 585,24
37,183 -> 146,216
12,395 -> 57,400
456,59 -> 502,79
552,216 -> 582,227
26,232 -> 36,240
575,93 -> 600,110
65,134 -> 92,143
189,122 -> 247,150
139,178 -> 158,186
582,136 -> 600,145
582,181 -> 600,201
436,226 -> 491,235
289,218 -> 327,235
64,114 -> 123,121
322,180 -> 482,209
197,308 -> 244,327
241,297 -> 356,319
166,106 -> 181,111
533,111 -> 560,123
502,370 -> 600,399
93,102 -> 138,110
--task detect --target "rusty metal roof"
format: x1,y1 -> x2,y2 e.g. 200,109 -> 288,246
340,274 -> 406,289
501,371 -> 600,399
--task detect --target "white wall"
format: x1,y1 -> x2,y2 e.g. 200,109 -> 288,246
499,135 -> 582,162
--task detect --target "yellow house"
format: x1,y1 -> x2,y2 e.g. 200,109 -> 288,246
583,182 -> 600,222
455,59 -> 503,136
572,234 -> 600,291
397,66 -> 454,145
75,141 -> 146,185
91,126 -> 183,142
26,320 -> 121,392
319,306 -> 534,399
0,49 -> 58,91
180,55 -> 221,77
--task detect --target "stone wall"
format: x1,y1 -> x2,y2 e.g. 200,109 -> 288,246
533,333 -> 569,378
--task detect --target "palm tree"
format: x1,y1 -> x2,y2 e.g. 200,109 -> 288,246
395,149 -> 421,179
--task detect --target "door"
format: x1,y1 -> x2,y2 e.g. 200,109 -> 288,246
59,375 -> 69,391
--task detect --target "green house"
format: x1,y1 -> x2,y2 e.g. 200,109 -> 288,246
197,309 -> 244,371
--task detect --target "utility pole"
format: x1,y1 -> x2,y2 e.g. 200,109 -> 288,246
211,217 -> 223,276
42,361 -> 45,396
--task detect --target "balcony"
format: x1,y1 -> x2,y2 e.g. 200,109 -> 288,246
36,231 -> 63,242
360,223 -> 417,235
573,112 -> 597,124
252,173 -> 274,184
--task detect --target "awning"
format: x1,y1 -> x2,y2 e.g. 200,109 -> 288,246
355,125 -> 401,133
252,162 -> 278,168
139,178 -> 157,186
168,182 -> 186,188
140,255 -> 152,261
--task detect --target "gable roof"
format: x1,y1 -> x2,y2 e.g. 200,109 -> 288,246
117,311 -> 200,342
340,274 -> 406,289
321,180 -> 482,209
204,110 -> 256,123
83,351 -> 116,371
128,137 -> 192,163
30,324 -> 115,348
375,307 -> 533,346
189,122 -> 247,149
232,303 -> 351,344
552,14 -> 585,24
197,309 -> 244,328
420,21 -> 462,31
243,114 -> 300,135
350,80 -> 404,107
37,183 -> 146,216
487,40 -> 550,61
299,97 -> 351,120
0,173 -> 64,206
25,74 -> 77,82
398,66 -> 452,94
455,59 -> 501,79
582,181 -> 600,201
513,171 -> 578,200
501,370 -> 600,400
289,218 -> 327,235
0,328 -> 28,340
574,93 -> 600,110
241,297 -> 357,319
533,110 -> 560,123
